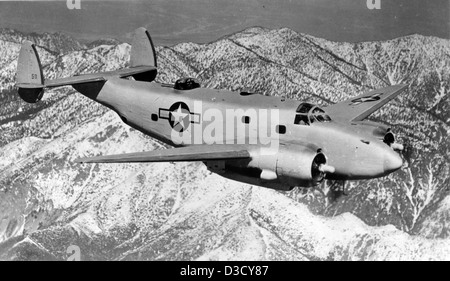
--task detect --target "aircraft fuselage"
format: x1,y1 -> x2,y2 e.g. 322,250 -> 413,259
78,78 -> 403,190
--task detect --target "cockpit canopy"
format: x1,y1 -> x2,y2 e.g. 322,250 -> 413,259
294,103 -> 332,125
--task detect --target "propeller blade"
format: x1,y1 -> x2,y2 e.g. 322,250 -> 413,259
319,164 -> 335,173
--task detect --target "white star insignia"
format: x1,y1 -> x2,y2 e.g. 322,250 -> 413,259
170,104 -> 189,128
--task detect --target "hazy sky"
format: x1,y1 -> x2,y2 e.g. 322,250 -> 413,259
0,0 -> 448,45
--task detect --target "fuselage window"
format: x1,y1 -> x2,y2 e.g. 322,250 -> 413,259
276,125 -> 287,134
151,113 -> 158,121
242,116 -> 251,124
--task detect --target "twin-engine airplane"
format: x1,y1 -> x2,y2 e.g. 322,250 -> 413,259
16,28 -> 406,191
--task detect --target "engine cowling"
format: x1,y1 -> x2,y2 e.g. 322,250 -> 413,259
254,145 -> 335,187
276,148 -> 334,186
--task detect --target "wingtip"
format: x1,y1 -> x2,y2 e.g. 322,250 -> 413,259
398,84 -> 409,91
74,157 -> 86,164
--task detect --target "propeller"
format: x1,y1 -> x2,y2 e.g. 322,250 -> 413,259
312,152 -> 335,182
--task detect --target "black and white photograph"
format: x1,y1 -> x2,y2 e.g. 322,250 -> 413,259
0,0 -> 449,263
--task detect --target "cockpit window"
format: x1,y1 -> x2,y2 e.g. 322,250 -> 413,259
316,115 -> 325,122
294,114 -> 310,125
310,114 -> 332,123
296,103 -> 314,114
294,104 -> 331,125
312,107 -> 325,114
316,115 -> 331,122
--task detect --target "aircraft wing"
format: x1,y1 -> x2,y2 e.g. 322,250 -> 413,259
325,84 -> 408,122
75,144 -> 251,163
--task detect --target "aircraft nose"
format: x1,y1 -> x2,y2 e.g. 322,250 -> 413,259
383,150 -> 403,173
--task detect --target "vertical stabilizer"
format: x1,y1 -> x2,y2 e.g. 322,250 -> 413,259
16,41 -> 45,103
17,41 -> 44,87
130,28 -> 158,82
130,27 -> 157,68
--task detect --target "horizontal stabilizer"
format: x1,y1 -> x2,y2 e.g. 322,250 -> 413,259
75,145 -> 251,164
43,66 -> 157,88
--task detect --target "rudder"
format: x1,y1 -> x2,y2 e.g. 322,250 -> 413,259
130,27 -> 157,82
16,41 -> 45,103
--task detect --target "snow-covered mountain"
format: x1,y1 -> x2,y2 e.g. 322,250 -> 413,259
0,28 -> 85,54
0,27 -> 448,260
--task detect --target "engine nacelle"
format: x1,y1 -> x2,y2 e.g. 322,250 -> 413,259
254,145 -> 334,187
277,148 -> 330,186
18,87 -> 44,103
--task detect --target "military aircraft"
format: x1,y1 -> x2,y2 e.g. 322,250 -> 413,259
16,28 -> 406,191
